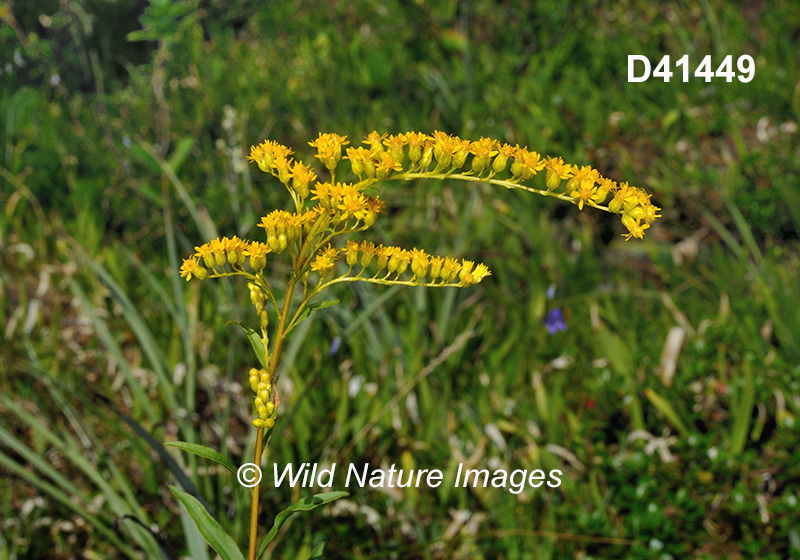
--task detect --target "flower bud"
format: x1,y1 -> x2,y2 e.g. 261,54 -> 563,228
350,158 -> 363,177
471,155 -> 490,174
545,169 -> 561,191
434,150 -> 451,169
387,252 -> 400,274
452,150 -> 468,170
389,146 -> 404,164
214,250 -> 226,267
361,251 -> 374,269
419,146 -> 433,170
492,154 -> 509,174
363,158 -> 376,178
408,144 -> 421,163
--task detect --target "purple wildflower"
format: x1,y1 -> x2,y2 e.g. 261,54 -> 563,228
544,308 -> 567,334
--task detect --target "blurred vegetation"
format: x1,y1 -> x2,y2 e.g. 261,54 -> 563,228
1,0 -> 799,558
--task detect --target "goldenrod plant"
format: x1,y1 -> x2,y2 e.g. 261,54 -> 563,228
170,131 -> 660,560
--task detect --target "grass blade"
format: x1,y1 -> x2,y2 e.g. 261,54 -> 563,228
643,388 -> 689,436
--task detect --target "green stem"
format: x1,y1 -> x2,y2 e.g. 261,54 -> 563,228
394,171 -> 611,212
247,273 -> 299,560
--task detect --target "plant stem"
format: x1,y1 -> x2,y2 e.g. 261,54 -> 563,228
248,426 -> 264,560
247,274 -> 299,560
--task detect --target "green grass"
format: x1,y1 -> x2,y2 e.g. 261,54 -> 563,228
2,0 -> 800,558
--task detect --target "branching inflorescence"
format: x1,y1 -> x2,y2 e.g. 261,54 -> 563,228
179,130 -> 660,425
176,130 -> 660,559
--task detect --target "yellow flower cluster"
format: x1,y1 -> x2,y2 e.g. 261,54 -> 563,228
258,208 -> 321,253
248,367 -> 275,429
311,240 -> 491,287
180,236 -> 271,281
341,131 -> 550,182
341,130 -> 660,240
308,132 -> 349,171
247,140 -> 295,185
247,131 -> 660,241
311,182 -> 385,227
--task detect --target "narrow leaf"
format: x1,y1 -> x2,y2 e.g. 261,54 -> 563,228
131,141 -> 163,174
643,388 -> 689,436
97,395 -> 213,515
168,137 -> 196,174
730,362 -> 755,456
227,321 -> 268,369
164,442 -> 237,475
286,299 -> 339,335
257,492 -> 348,559
170,487 -> 245,560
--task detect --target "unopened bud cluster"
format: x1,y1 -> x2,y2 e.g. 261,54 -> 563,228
249,367 -> 276,429
248,283 -> 269,331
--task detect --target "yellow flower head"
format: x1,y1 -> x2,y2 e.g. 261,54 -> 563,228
405,132 -> 431,163
510,146 -> 545,180
621,214 -> 651,241
359,241 -> 376,268
491,143 -> 515,174
440,257 -> 462,282
544,156 -> 574,190
321,243 -> 340,260
194,242 -> 216,269
344,240 -> 360,267
432,131 -> 459,169
310,254 -> 336,276
248,241 -> 271,272
309,133 -> 349,171
291,160 -> 317,199
375,244 -> 394,272
180,258 -> 207,281
410,248 -> 430,279
248,140 -> 293,173
383,133 -> 409,163
375,152 -> 403,179
345,146 -> 375,178
337,192 -> 368,221
472,263 -> 491,283
571,181 -> 598,211
427,256 -> 442,279
362,131 -> 387,155
223,235 -> 249,266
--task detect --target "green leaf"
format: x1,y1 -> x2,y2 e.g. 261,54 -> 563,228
131,141 -> 163,174
257,492 -> 348,559
286,300 -> 339,335
310,541 -> 326,558
168,137 -> 196,174
169,486 -> 245,560
227,321 -> 268,369
164,442 -> 237,475
643,388 -> 689,436
730,362 -> 755,456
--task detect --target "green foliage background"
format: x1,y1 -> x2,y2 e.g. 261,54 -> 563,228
1,0 -> 799,558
